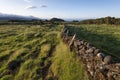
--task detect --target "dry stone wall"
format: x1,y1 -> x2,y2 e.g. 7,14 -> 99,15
61,26 -> 120,80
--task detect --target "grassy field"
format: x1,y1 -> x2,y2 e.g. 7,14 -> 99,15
0,25 -> 87,80
67,24 -> 120,57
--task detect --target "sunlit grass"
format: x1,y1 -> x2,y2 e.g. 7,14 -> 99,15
0,25 -> 87,80
50,42 -> 88,80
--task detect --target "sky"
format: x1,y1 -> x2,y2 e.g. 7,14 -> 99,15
0,0 -> 120,19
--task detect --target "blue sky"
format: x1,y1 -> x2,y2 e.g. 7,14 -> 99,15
0,0 -> 120,19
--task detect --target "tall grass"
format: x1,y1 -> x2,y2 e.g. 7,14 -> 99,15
49,42 -> 88,80
0,25 -> 87,80
67,24 -> 120,57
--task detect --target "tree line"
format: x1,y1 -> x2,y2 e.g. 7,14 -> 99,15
0,18 -> 65,25
79,16 -> 120,25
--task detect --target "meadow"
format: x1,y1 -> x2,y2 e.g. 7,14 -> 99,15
0,25 -> 87,80
1,24 -> 120,80
67,24 -> 120,58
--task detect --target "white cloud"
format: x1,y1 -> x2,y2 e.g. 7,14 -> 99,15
26,5 -> 37,9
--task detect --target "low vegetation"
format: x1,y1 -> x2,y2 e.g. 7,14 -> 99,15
0,25 -> 87,80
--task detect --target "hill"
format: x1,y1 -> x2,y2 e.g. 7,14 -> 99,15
79,16 -> 120,25
50,18 -> 65,22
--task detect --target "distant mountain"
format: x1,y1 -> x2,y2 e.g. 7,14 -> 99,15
0,13 -> 40,20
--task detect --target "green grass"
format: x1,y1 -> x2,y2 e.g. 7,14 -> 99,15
0,25 -> 87,80
67,24 -> 120,57
49,42 -> 88,80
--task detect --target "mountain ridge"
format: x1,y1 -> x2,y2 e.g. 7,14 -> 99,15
0,12 -> 40,20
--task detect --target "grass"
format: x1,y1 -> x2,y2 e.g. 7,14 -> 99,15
49,42 -> 88,80
0,25 -> 87,80
67,24 -> 120,57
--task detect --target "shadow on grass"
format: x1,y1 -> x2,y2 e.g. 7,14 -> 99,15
67,26 -> 120,59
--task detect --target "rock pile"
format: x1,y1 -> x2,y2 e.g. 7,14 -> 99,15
61,27 -> 120,80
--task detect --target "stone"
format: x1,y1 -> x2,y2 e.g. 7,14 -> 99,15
104,56 -> 112,65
